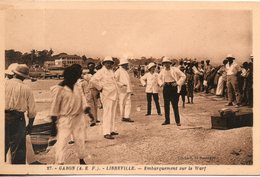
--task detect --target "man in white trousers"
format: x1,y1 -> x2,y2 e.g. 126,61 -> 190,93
90,56 -> 119,140
225,54 -> 242,108
49,65 -> 91,164
115,58 -> 134,123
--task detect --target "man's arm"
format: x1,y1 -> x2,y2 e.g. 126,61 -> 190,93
115,69 -> 126,87
175,68 -> 186,87
157,71 -> 164,87
50,116 -> 58,137
140,73 -> 147,86
90,70 -> 103,91
26,89 -> 37,135
49,86 -> 62,137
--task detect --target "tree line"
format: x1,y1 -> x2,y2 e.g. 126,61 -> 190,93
5,49 -> 182,69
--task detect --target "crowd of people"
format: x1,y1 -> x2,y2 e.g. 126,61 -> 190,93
4,54 -> 253,165
138,54 -> 253,108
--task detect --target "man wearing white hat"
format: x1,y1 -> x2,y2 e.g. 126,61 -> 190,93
158,57 -> 186,126
90,56 -> 119,140
115,58 -> 134,123
140,62 -> 162,116
225,54 -> 241,108
5,64 -> 36,164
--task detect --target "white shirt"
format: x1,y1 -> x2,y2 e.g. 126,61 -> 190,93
115,67 -> 133,93
140,72 -> 159,93
241,68 -> 248,77
5,78 -> 36,118
158,67 -> 186,93
90,66 -> 119,101
192,66 -> 201,75
49,83 -> 88,117
164,70 -> 175,82
225,62 -> 241,76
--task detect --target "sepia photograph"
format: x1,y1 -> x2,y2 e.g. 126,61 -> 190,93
0,1 -> 260,175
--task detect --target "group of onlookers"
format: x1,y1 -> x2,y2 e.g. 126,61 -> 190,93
138,54 -> 253,109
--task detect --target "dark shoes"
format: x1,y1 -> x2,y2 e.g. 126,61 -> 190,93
225,102 -> 240,108
90,120 -> 100,126
48,139 -> 57,146
145,114 -> 151,116
104,134 -> 114,139
110,132 -> 119,136
90,122 -> 96,127
225,102 -> 233,106
79,159 -> 86,165
158,113 -> 162,116
68,140 -> 75,144
162,122 -> 181,126
234,104 -> 240,108
122,118 -> 134,122
30,161 -> 46,165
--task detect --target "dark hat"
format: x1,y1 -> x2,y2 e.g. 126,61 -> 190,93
13,64 -> 30,78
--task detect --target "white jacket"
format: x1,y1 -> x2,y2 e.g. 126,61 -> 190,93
140,72 -> 159,93
115,67 -> 133,93
158,67 -> 186,93
225,62 -> 241,76
90,66 -> 119,101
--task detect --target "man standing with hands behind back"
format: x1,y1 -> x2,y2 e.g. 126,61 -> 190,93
90,56 -> 119,140
158,57 -> 186,126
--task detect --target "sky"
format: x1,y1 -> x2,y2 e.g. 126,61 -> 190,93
5,9 -> 252,63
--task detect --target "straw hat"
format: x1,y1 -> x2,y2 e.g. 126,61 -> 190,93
102,56 -> 114,65
147,62 -> 156,70
5,63 -> 19,75
119,58 -> 129,65
12,64 -> 30,78
162,57 -> 172,64
226,54 -> 235,59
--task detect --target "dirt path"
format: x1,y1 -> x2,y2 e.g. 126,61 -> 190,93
27,76 -> 252,165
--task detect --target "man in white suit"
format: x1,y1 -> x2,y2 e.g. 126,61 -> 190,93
158,57 -> 186,126
90,56 -> 119,140
115,58 -> 134,123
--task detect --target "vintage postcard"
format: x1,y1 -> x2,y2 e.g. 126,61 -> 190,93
0,1 -> 260,175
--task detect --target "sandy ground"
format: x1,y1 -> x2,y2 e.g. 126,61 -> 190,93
24,76 -> 253,165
